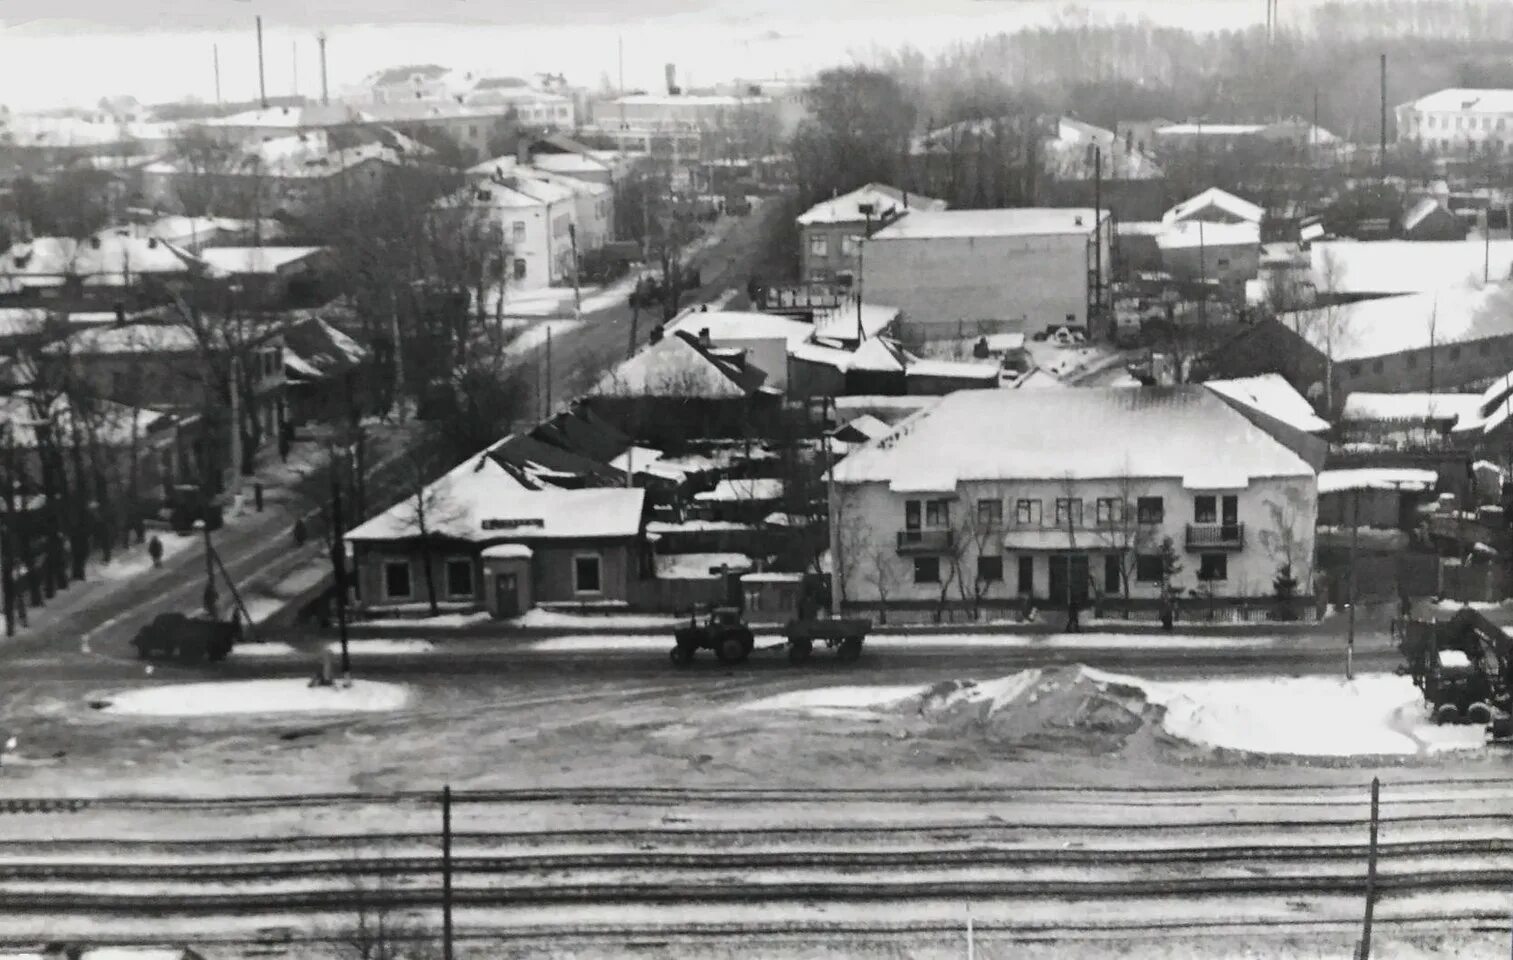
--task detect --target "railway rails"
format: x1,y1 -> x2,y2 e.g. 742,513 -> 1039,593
1,783 -> 1510,949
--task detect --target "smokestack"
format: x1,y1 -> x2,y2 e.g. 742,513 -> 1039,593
213,43 -> 222,104
665,63 -> 677,96
318,33 -> 329,106
256,16 -> 268,109
1380,53 -> 1388,179
292,39 -> 299,97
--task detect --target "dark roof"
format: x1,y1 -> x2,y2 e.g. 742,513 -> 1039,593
281,316 -> 368,381
487,434 -> 627,490
531,405 -> 633,464
532,133 -> 598,157
372,64 -> 449,86
474,76 -> 529,91
673,329 -> 769,395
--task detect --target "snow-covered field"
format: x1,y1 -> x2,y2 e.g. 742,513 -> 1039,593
96,679 -> 411,717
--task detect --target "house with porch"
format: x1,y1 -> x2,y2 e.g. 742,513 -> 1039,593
828,387 -> 1318,621
344,443 -> 649,616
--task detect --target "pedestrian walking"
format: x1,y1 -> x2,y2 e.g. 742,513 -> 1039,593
1065,598 -> 1081,633
1159,590 -> 1174,631
147,535 -> 163,568
292,518 -> 308,547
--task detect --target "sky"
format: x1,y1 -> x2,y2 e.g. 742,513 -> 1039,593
0,0 -> 1304,111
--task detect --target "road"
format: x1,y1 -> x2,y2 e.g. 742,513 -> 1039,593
514,196 -> 791,416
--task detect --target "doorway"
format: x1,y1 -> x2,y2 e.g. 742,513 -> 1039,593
1048,554 -> 1090,608
494,573 -> 520,619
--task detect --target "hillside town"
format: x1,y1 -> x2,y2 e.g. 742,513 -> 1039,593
10,4 -> 1513,958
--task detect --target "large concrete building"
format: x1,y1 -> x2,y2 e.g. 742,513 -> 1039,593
795,183 -> 945,285
860,208 -> 1113,340
1396,88 -> 1513,156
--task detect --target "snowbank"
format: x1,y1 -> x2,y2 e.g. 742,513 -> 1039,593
231,640 -> 436,658
739,685 -> 925,718
1089,669 -> 1486,757
511,610 -> 681,631
526,632 -> 1281,653
97,679 -> 411,717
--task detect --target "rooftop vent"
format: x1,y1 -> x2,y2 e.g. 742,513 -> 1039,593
1074,215 -> 1084,226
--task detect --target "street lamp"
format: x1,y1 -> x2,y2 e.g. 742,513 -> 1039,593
328,442 -> 352,682
856,201 -> 876,342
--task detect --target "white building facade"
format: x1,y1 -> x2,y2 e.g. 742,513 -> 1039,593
1396,88 -> 1513,155
829,388 -> 1318,622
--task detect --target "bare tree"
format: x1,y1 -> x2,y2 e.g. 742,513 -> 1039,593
1257,485 -> 1313,621
335,846 -> 444,960
954,484 -> 1009,621
1095,465 -> 1151,619
862,544 -> 900,626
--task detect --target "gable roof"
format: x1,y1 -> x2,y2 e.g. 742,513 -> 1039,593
1403,197 -> 1453,232
1309,240 -> 1513,296
868,208 -> 1105,241
1283,282 -> 1513,361
198,246 -> 327,275
1155,221 -> 1261,249
669,309 -> 814,347
1341,392 -> 1483,423
832,387 -> 1314,491
1163,187 -> 1264,226
490,433 -> 628,489
796,183 -> 945,226
1402,88 -> 1513,115
1203,374 -> 1330,433
530,405 -> 634,465
370,64 -> 451,87
591,331 -> 760,398
281,316 -> 368,381
0,235 -> 198,289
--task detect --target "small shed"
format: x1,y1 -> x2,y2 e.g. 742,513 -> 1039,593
481,543 -> 533,619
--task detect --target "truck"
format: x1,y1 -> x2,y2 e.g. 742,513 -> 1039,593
1397,605 -> 1513,738
131,612 -> 240,664
669,574 -> 871,666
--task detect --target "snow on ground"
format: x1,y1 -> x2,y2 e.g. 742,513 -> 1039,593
509,609 -> 682,631
97,679 -> 411,717
502,318 -> 584,359
1087,669 -> 1487,757
92,532 -> 195,582
231,640 -> 436,658
525,631 -> 1283,653
738,684 -> 926,718
360,610 -> 492,628
1432,599 -> 1513,611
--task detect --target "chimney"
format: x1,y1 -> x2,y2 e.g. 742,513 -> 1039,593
699,327 -> 711,348
665,63 -> 678,95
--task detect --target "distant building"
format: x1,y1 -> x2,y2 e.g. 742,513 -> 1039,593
795,183 -> 945,284
466,156 -> 614,253
1152,119 -> 1341,155
1163,187 -> 1264,227
1396,88 -> 1513,156
1401,197 -> 1468,242
447,175 -> 579,290
1155,221 -> 1262,290
860,207 -> 1113,340
587,93 -> 776,156
828,387 -> 1318,620
364,64 -> 455,103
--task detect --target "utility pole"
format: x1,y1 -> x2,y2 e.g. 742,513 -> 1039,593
256,15 -> 268,109
1093,146 -> 1103,325
568,223 -> 583,321
1359,776 -> 1380,959
1313,88 -> 1320,166
291,39 -> 298,97
329,452 -> 351,681
857,203 -> 875,341
1347,487 -> 1358,680
1,426 -> 12,639
1380,53 -> 1388,180
317,33 -> 329,106
213,44 -> 222,105
545,326 -> 553,417
442,784 -> 454,960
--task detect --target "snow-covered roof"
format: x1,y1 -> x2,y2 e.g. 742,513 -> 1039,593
1204,374 -> 1330,434
531,152 -> 610,175
481,543 -> 533,559
983,333 -> 1027,353
694,478 -> 785,503
198,246 -> 326,275
1309,240 -> 1513,296
832,413 -> 893,443
202,103 -> 373,128
78,949 -> 192,960
1156,123 -> 1267,137
789,339 -> 860,371
282,316 -> 368,381
592,333 -> 751,398
64,323 -> 201,354
0,235 -> 197,289
1402,88 -> 1513,115
832,387 -> 1314,490
654,552 -> 753,579
1403,197 -> 1452,232
1163,187 -> 1264,226
810,302 -> 900,340
796,183 -> 944,226
1155,220 -> 1261,249
1283,282 -> 1513,361
1317,468 -> 1438,494
345,446 -> 646,543
1341,392 -> 1483,423
847,337 -> 907,373
670,310 -> 813,346
869,208 -> 1105,241
907,358 -> 1000,381
0,391 -> 174,448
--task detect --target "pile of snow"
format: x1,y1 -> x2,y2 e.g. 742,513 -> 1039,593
97,679 -> 411,717
1126,670 -> 1487,757
738,666 -> 1488,758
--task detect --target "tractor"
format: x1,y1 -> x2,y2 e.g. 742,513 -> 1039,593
671,607 -> 754,665
669,573 -> 872,667
1397,606 -> 1513,739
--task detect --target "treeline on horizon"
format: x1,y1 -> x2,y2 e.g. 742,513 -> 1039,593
867,0 -> 1513,141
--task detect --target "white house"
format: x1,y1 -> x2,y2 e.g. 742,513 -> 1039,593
829,387 -> 1318,621
795,183 -> 946,283
861,208 -> 1113,339
450,176 -> 578,290
667,310 -> 815,394
1162,187 -> 1264,227
1396,88 -> 1513,155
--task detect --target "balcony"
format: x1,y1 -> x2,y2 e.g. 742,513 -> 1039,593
1186,523 -> 1245,550
897,529 -> 954,554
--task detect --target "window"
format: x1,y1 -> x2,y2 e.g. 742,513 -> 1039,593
977,499 -> 1003,527
1136,496 -> 1164,524
808,235 -> 828,257
574,554 -> 603,593
445,559 -> 474,599
1015,499 -> 1042,525
904,500 -> 921,530
1450,346 -> 1462,361
1349,362 -> 1362,377
514,258 -> 527,280
384,561 -> 412,600
1017,556 -> 1034,594
842,235 -> 861,256
925,499 -> 950,527
512,221 -> 526,244
977,556 -> 1003,583
1405,354 -> 1418,369
914,557 -> 940,583
1372,359 -> 1384,374
1104,555 -> 1121,594
1198,553 -> 1228,582
1095,497 -> 1122,526
1054,498 -> 1083,527
1135,554 -> 1163,583
1194,495 -> 1217,523
1215,257 -> 1231,270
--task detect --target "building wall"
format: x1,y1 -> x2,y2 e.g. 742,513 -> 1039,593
1397,102 -> 1513,155
830,474 -> 1317,615
471,195 -> 552,291
694,335 -> 790,392
799,221 -> 865,283
862,227 -> 1111,334
1331,333 -> 1513,402
1159,241 -> 1261,288
354,538 -> 639,609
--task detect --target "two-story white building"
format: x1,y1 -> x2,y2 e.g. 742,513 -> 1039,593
1396,88 -> 1513,156
829,387 -> 1318,622
449,175 -> 578,291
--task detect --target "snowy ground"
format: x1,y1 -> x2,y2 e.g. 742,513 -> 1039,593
526,631 -> 1287,653
93,678 -> 411,717
501,317 -> 585,359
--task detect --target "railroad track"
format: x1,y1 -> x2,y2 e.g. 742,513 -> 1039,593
0,785 -> 1509,949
